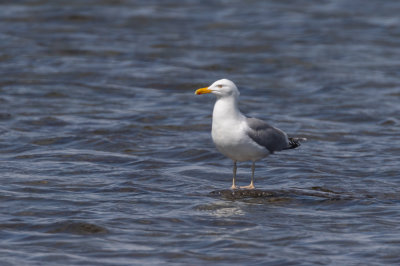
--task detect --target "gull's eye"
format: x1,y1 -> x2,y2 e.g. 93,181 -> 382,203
217,84 -> 223,88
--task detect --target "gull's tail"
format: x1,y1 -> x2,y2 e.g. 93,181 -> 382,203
285,137 -> 307,150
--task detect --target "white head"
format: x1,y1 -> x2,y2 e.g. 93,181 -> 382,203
195,79 -> 240,98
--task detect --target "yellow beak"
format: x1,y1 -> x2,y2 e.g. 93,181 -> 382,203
195,87 -> 212,95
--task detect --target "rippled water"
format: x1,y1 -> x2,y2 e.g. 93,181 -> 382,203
1,0 -> 400,265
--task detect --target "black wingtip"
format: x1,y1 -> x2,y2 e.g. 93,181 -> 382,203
286,137 -> 306,149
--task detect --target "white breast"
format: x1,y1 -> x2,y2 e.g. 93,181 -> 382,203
211,109 -> 269,162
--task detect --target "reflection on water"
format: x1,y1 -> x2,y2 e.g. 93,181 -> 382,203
1,0 -> 400,265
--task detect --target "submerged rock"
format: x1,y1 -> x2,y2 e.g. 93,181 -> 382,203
210,189 -> 279,199
47,221 -> 108,235
210,188 -> 354,201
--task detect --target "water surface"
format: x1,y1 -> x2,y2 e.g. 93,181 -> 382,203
1,0 -> 400,265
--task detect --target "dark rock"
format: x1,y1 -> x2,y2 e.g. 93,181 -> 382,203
210,188 -> 355,201
47,222 -> 108,235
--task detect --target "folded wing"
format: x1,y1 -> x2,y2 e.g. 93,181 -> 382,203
246,117 -> 290,154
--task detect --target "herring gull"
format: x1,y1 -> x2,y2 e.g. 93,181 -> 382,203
195,79 -> 305,189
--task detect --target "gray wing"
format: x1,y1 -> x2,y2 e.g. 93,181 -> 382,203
246,117 -> 289,153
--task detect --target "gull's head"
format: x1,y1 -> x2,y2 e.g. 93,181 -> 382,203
195,79 -> 240,98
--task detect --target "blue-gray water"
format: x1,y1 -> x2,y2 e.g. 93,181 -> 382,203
1,0 -> 400,265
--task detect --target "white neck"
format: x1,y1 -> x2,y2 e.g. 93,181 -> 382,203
212,96 -> 244,122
